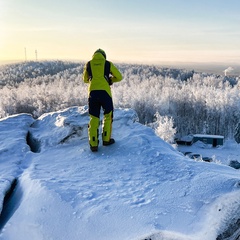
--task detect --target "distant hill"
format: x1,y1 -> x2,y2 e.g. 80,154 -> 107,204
0,61 -> 82,87
0,60 -> 208,87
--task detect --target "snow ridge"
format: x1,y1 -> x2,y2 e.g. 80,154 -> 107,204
0,107 -> 240,240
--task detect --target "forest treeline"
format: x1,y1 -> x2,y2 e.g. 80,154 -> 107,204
0,61 -> 239,140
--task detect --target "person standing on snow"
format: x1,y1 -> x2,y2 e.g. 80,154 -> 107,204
83,49 -> 123,152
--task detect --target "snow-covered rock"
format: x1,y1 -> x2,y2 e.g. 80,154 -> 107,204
0,107 -> 240,240
0,114 -> 34,215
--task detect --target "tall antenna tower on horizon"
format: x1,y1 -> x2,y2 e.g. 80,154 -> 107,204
24,47 -> 27,62
35,49 -> 38,61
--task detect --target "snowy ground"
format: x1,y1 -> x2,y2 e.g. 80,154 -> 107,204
0,106 -> 240,240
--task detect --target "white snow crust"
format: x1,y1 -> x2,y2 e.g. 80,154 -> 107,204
0,107 -> 240,240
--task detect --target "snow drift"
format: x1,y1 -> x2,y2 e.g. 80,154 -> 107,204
0,107 -> 240,240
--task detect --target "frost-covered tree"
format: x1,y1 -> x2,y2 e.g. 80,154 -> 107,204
150,112 -> 176,143
1,61 -> 240,139
234,122 -> 240,143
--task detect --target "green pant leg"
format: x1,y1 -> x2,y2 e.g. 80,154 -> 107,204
102,111 -> 113,142
88,114 -> 100,147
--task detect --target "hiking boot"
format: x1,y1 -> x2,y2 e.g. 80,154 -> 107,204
90,146 -> 98,152
103,138 -> 115,146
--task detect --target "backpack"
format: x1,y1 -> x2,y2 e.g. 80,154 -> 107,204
86,60 -> 112,85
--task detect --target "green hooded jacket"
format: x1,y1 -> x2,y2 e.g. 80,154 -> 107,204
83,52 -> 123,97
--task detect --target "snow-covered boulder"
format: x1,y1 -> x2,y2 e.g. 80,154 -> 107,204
0,107 -> 240,240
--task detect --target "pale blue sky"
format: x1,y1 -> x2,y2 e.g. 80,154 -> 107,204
1,0 -> 240,64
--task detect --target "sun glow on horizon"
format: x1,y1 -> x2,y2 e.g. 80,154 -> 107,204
1,0 -> 240,65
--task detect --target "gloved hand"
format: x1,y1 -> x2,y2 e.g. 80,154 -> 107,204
108,76 -> 113,85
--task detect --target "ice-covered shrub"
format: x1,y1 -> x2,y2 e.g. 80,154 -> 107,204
150,112 -> 176,143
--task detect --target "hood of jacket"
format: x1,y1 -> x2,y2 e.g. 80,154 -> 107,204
92,52 -> 106,62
